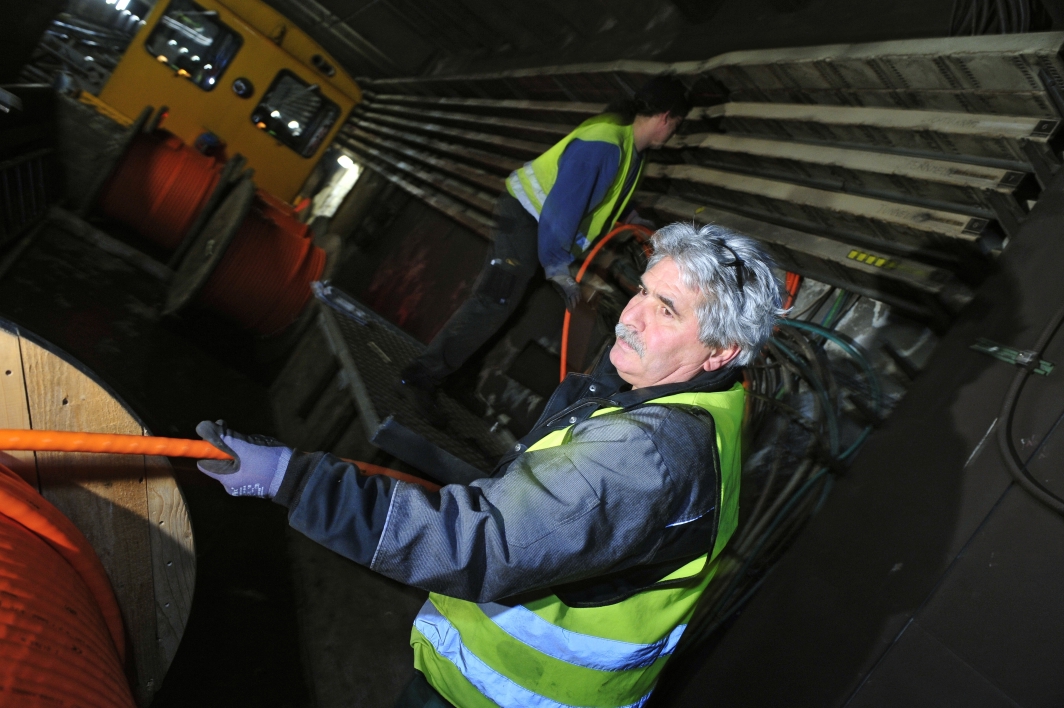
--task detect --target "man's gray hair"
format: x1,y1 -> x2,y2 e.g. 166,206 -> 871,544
647,222 -> 783,366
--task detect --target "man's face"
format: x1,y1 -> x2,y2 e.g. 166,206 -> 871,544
648,114 -> 683,149
610,257 -> 738,389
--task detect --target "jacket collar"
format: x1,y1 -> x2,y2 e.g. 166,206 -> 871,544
583,346 -> 740,409
497,347 -> 739,472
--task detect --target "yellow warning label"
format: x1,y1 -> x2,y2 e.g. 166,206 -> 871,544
847,250 -> 897,269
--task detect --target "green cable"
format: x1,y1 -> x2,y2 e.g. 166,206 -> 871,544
770,338 -> 840,457
778,319 -> 883,416
820,290 -> 847,328
683,324 -> 882,650
839,426 -> 872,460
687,323 -> 881,650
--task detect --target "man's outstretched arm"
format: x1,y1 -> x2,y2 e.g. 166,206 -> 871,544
199,406 -> 718,603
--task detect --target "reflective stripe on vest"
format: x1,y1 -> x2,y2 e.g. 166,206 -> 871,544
505,114 -> 642,251
411,383 -> 745,708
414,603 -> 652,708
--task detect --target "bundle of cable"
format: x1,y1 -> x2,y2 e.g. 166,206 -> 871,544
196,193 -> 326,336
0,463 -> 134,708
98,130 -> 223,251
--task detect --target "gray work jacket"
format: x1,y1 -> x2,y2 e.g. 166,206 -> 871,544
275,351 -> 738,605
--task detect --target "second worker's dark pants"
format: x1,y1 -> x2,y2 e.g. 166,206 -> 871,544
413,193 -> 541,385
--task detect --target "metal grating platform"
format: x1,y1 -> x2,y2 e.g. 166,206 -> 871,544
315,284 -> 509,484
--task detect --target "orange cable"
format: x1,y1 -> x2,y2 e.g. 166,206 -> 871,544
782,271 -> 802,311
0,430 -> 442,492
0,429 -> 232,459
0,462 -> 136,707
355,461 -> 441,492
98,130 -> 222,251
559,224 -> 653,382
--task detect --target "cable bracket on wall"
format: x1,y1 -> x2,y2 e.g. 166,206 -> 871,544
971,338 -> 1054,375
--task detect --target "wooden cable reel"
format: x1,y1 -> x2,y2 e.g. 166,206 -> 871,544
0,321 -> 194,706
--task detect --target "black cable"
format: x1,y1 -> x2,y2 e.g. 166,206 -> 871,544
678,320 -> 881,657
996,300 -> 1064,514
789,286 -> 835,321
740,427 -> 787,542
997,0 -> 1010,32
953,0 -> 977,35
745,390 -> 819,433
777,326 -> 840,421
975,0 -> 989,34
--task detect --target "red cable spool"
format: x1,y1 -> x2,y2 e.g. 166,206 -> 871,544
98,130 -> 223,251
0,463 -> 135,708
256,189 -> 310,240
195,192 -> 326,335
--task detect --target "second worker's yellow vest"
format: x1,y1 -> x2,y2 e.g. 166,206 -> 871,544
506,114 -> 643,252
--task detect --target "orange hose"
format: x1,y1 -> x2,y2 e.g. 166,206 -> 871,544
355,461 -> 441,492
0,431 -> 452,496
0,431 -> 447,492
783,271 -> 802,311
559,224 -> 653,381
0,462 -> 135,707
0,429 -> 232,459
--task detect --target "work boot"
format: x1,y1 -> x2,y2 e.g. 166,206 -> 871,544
397,361 -> 447,428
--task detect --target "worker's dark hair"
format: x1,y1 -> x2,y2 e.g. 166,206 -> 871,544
606,75 -> 691,124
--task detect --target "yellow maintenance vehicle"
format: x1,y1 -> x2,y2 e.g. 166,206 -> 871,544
97,0 -> 360,200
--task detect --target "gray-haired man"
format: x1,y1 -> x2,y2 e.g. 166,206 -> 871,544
196,223 -> 782,707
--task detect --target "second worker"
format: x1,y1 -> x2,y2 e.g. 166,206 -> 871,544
398,75 -> 690,421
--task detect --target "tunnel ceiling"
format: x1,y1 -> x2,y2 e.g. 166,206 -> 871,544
252,0 -> 1036,81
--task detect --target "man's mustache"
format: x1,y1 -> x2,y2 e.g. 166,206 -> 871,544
615,323 -> 645,358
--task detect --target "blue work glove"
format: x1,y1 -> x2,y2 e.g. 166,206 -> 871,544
196,420 -> 293,499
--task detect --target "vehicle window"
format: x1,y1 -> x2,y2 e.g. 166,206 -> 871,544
251,70 -> 340,158
144,0 -> 242,91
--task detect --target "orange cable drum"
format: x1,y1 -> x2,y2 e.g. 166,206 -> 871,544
98,131 -> 223,251
257,189 -> 310,240
0,463 -> 135,708
196,193 -> 326,336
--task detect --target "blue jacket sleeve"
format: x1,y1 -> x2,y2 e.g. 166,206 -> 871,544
275,406 -> 720,603
538,139 -> 622,278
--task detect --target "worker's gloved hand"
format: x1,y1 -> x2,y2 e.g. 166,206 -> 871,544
195,420 -> 293,499
548,274 -> 580,313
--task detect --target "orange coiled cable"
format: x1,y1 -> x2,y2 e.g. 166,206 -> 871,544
98,131 -> 223,251
783,271 -> 802,311
195,193 -> 326,336
0,463 -> 136,708
559,224 -> 653,381
257,189 -> 311,240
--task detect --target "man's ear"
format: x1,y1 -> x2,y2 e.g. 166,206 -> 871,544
703,344 -> 742,372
